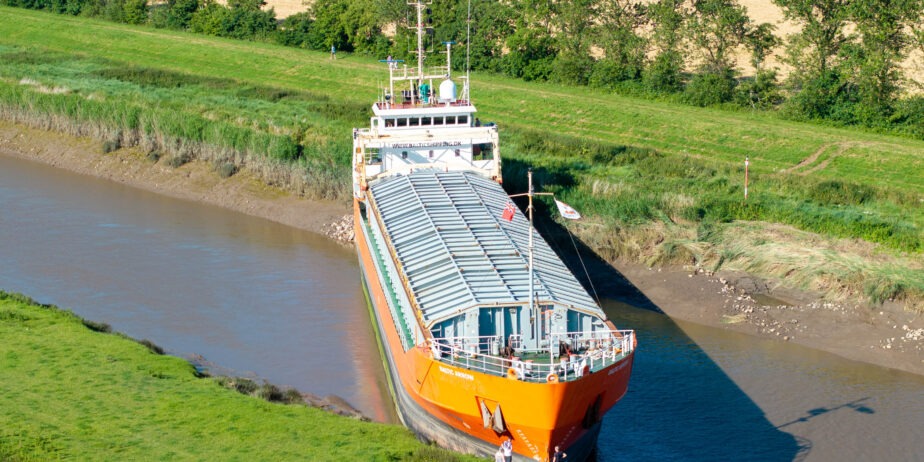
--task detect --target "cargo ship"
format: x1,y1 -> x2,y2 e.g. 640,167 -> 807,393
352,4 -> 635,460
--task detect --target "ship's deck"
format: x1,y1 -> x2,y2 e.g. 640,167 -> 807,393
367,170 -> 604,329
430,333 -> 634,383
374,100 -> 472,110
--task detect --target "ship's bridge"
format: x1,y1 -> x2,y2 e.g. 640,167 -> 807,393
353,115 -> 500,193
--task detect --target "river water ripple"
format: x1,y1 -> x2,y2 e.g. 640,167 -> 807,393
2,154 -> 922,461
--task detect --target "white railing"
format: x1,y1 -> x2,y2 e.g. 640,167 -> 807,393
427,330 -> 634,383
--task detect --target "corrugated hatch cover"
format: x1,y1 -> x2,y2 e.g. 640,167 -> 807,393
369,170 -> 603,328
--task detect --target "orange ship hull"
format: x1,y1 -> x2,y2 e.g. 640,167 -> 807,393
355,201 -> 635,461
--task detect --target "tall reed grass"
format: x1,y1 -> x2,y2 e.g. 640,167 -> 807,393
0,14 -> 921,310
0,48 -> 360,200
502,128 -> 924,311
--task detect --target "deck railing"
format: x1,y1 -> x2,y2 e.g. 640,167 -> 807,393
427,330 -> 634,383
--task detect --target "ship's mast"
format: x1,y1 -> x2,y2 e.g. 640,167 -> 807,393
510,169 -> 554,347
414,1 -> 425,83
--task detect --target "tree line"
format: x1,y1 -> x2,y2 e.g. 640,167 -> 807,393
5,0 -> 924,138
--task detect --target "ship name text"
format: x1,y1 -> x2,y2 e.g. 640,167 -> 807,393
390,141 -> 462,148
438,365 -> 474,381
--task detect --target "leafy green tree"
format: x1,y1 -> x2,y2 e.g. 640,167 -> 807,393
338,0 -> 389,55
644,0 -> 688,93
773,0 -> 851,76
103,0 -> 127,22
152,0 -> 200,29
773,0 -> 853,119
744,22 -> 779,71
735,69 -> 783,109
684,67 -> 737,105
434,0 -> 514,72
276,12 -> 314,48
686,0 -> 750,74
497,0 -> 557,81
590,0 -> 648,87
841,0 -> 924,118
503,24 -> 555,81
123,0 -> 148,24
682,0 -> 751,104
222,0 -> 275,40
310,0 -> 351,51
190,1 -> 231,36
915,24 -> 924,92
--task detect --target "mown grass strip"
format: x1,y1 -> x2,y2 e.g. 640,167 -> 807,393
0,7 -> 921,308
0,290 -> 475,462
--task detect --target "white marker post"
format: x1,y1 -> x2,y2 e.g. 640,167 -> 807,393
744,156 -> 750,201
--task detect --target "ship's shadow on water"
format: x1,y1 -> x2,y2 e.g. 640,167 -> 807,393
503,174 -> 807,461
593,305 -> 809,462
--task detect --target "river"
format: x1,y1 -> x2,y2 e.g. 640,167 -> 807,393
2,153 -> 922,461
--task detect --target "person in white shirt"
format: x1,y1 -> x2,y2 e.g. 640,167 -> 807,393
501,438 -> 513,462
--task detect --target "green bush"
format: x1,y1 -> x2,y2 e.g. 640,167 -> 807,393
889,96 -> 924,139
150,0 -> 198,29
276,12 -> 314,48
589,58 -> 643,89
783,69 -> 856,121
683,69 -> 736,107
122,0 -> 147,24
807,180 -> 874,206
102,139 -> 121,153
643,51 -> 684,94
166,153 -> 191,168
735,69 -> 783,110
217,162 -> 238,178
552,53 -> 594,86
503,29 -> 555,82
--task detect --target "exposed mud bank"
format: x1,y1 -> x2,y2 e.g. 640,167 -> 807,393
2,119 -> 921,376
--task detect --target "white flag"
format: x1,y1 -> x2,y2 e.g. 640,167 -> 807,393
554,199 -> 581,220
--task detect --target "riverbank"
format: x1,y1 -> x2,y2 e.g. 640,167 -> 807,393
2,119 -> 921,377
0,290 -> 474,461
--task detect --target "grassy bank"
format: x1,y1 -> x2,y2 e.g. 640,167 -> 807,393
0,291 -> 474,461
0,7 -> 921,310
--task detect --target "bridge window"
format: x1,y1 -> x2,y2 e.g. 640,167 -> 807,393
458,115 -> 468,125
409,117 -> 420,127
428,150 -> 434,159
434,116 -> 444,125
385,118 -> 395,127
366,148 -> 381,165
446,116 -> 456,124
402,151 -> 408,159
397,118 -> 407,127
421,117 -> 431,126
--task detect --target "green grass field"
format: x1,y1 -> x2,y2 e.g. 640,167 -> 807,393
0,6 -> 922,308
0,291 -> 476,461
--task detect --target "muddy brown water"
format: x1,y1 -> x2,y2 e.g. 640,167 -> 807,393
2,153 -> 922,461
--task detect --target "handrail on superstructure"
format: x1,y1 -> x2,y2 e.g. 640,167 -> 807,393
427,329 -> 634,383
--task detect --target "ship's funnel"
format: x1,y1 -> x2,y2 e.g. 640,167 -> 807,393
438,79 -> 457,103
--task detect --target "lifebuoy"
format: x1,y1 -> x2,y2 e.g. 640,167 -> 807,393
506,368 -> 518,380
546,373 -> 559,383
